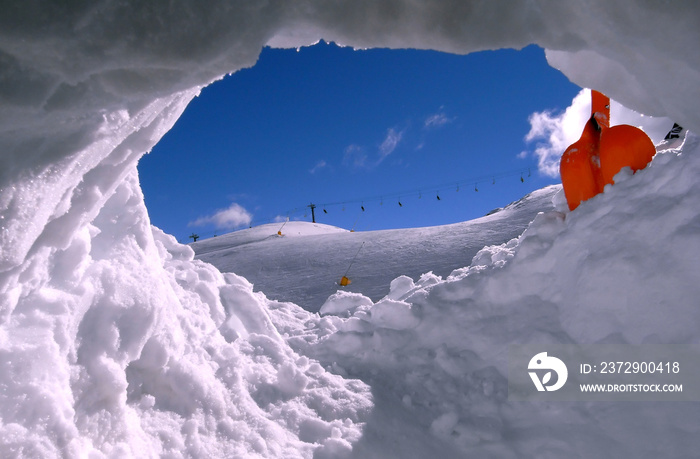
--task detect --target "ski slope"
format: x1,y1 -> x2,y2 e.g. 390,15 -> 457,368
193,186 -> 559,312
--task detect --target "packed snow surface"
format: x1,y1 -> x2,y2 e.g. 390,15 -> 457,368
2,1 -> 700,457
193,188 -> 559,312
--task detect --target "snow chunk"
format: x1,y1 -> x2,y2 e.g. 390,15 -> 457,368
369,299 -> 420,330
430,411 -> 459,438
319,291 -> 373,316
386,275 -> 415,300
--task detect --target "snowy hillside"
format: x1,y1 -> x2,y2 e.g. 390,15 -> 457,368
196,133 -> 700,458
268,134 -> 700,458
2,1 -> 700,458
192,186 -> 559,311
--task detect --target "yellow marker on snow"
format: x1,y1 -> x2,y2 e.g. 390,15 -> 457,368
277,217 -> 289,237
338,242 -> 364,287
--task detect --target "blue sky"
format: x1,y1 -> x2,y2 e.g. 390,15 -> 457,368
139,41 -> 580,242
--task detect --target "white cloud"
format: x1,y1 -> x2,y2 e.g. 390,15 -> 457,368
309,160 -> 327,174
344,126 -> 406,170
424,112 -> 453,128
273,215 -> 288,223
524,89 -> 590,177
342,144 -> 368,168
378,127 -> 404,161
523,88 -> 673,178
189,202 -> 252,229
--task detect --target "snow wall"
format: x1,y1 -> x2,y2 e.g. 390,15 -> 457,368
1,1 -> 699,457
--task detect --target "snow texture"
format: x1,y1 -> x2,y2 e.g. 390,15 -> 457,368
268,134 -> 700,458
1,1 -> 700,457
194,187 -> 560,312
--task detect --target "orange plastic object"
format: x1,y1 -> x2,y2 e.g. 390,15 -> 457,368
560,90 -> 610,211
598,124 -> 656,186
560,117 -> 604,211
339,276 -> 351,286
591,90 -> 610,129
560,89 -> 657,211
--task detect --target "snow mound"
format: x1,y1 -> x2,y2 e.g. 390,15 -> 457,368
320,291 -> 373,317
269,133 -> 700,458
0,171 -> 371,457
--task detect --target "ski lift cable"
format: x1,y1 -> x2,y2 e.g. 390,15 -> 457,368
315,166 -> 535,210
201,164 -> 538,233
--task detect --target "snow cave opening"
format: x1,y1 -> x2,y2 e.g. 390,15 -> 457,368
137,41 -> 580,243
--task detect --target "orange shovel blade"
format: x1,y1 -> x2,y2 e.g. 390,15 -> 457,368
598,125 -> 656,186
560,139 -> 602,211
559,90 -> 610,211
591,90 -> 610,129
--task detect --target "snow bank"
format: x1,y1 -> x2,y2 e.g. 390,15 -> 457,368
2,0 -> 700,457
275,133 -> 700,457
0,170 -> 371,457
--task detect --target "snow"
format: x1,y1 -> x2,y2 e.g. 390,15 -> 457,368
265,133 -> 700,458
193,186 -> 559,312
2,1 -> 700,457
193,221 -> 349,257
